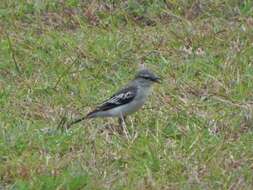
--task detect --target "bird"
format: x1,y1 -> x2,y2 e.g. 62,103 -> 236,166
65,68 -> 160,129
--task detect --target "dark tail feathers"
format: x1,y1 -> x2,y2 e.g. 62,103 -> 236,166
66,111 -> 95,129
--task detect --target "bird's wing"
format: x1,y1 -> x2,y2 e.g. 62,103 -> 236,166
91,86 -> 137,112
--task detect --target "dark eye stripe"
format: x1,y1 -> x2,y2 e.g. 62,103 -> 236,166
141,76 -> 154,81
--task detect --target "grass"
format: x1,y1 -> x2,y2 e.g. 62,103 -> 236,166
1,0 -> 253,189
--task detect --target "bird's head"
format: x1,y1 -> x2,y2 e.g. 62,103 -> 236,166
135,69 -> 161,83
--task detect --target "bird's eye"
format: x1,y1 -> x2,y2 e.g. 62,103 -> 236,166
141,74 -> 147,78
141,75 -> 152,80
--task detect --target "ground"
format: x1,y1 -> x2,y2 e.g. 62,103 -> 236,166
1,0 -> 253,189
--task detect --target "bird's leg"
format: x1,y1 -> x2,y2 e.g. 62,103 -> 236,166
118,116 -> 125,134
118,117 -> 123,134
119,114 -> 129,139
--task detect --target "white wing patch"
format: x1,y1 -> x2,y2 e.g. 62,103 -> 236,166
107,91 -> 134,105
94,86 -> 137,111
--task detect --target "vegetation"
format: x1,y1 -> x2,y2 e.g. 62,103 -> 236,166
1,0 -> 253,189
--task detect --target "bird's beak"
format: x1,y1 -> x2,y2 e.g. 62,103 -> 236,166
153,77 -> 161,83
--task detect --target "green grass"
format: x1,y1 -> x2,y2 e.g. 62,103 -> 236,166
1,0 -> 253,189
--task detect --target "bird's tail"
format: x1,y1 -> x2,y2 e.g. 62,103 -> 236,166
66,111 -> 96,129
67,116 -> 87,128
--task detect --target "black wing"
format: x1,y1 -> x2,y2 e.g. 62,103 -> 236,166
91,86 -> 137,112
